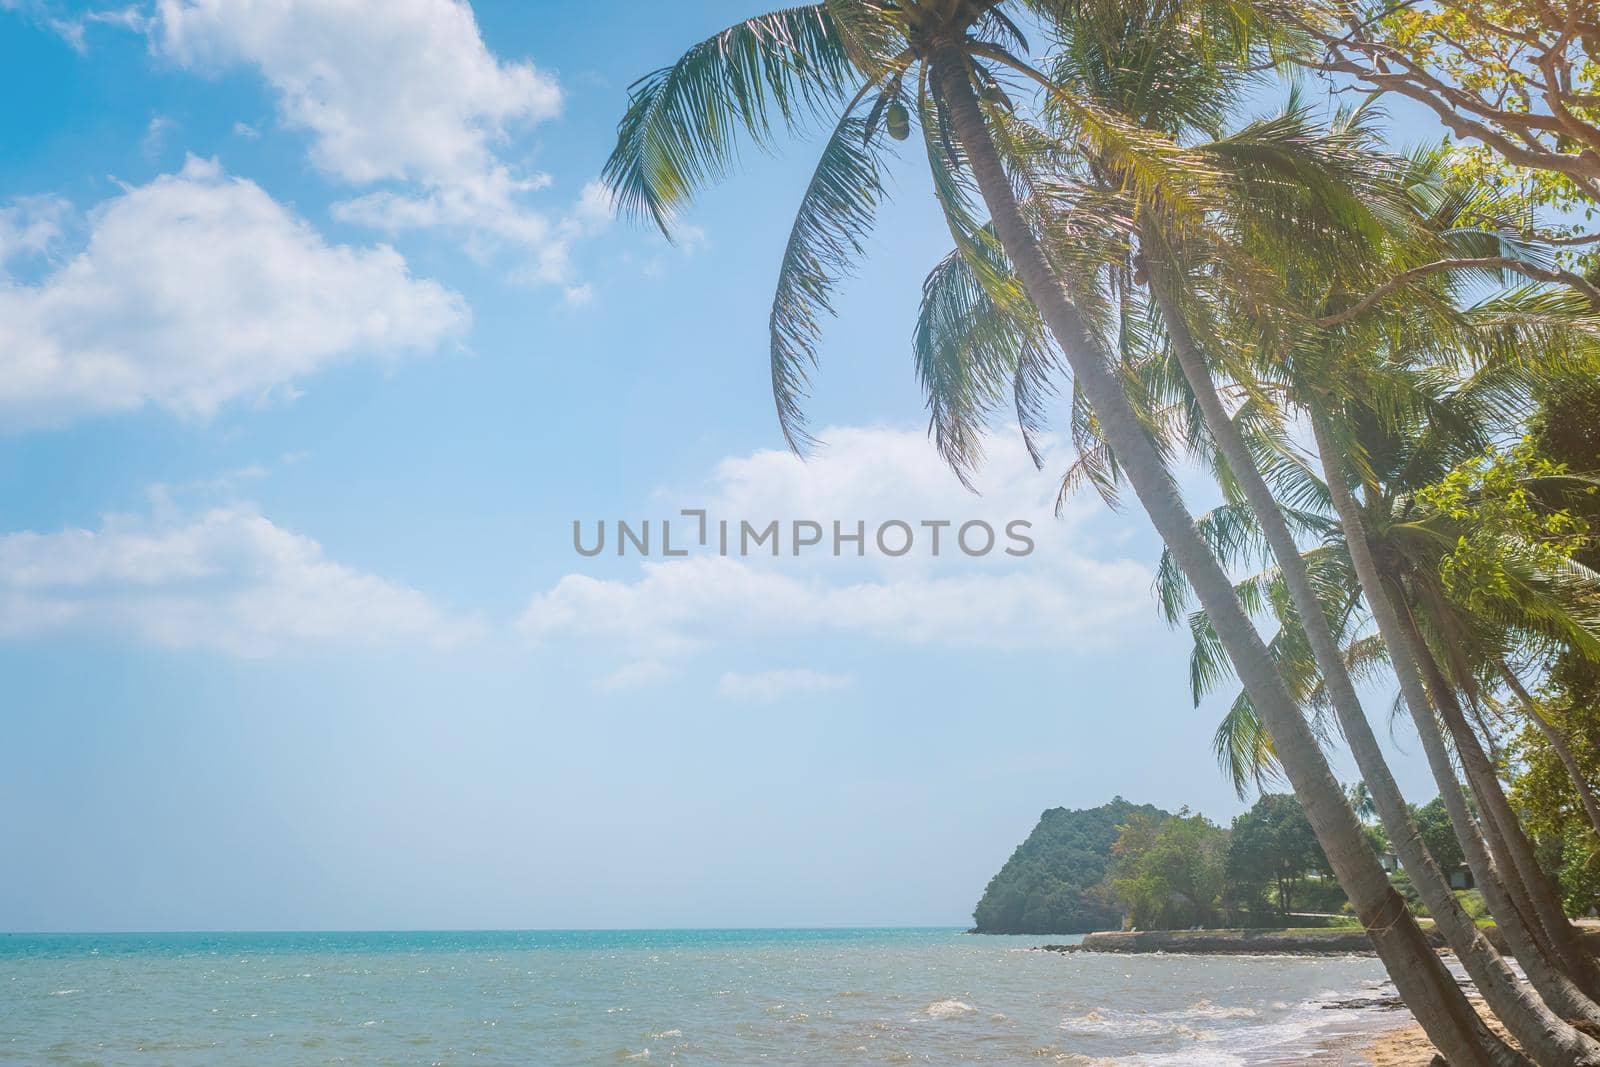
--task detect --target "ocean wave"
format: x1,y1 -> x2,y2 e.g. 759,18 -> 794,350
1182,999 -> 1259,1020
926,998 -> 977,1019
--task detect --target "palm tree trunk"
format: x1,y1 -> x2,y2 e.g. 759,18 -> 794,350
926,39 -> 1520,1067
1414,641 -> 1600,995
1500,661 -> 1600,840
1143,266 -> 1600,1061
1312,411 -> 1600,1034
1386,604 -> 1571,964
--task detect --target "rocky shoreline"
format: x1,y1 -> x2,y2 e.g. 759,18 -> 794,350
1036,935 -> 1531,1064
1042,928 -> 1383,955
1038,924 -> 1600,958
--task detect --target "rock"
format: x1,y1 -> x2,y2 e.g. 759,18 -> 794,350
1320,995 -> 1406,1011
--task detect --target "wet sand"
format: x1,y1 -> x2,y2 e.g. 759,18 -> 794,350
1328,1002 -> 1514,1065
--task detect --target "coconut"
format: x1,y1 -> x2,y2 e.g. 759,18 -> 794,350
886,101 -> 910,141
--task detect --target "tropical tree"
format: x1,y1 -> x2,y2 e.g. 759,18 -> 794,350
914,11 -> 1600,1056
1162,363 -> 1600,1034
1059,50 -> 1600,1050
1276,0 -> 1600,208
1110,808 -> 1230,929
1509,707 -> 1600,916
1417,796 -> 1469,876
602,3 -> 1522,1061
993,69 -> 1600,1035
1165,325 -> 1600,1029
1309,365 -> 1600,1005
1227,794 -> 1328,916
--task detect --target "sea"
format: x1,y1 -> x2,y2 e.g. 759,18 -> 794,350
0,928 -> 1414,1065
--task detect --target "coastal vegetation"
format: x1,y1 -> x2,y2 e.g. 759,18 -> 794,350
976,792 -> 1490,934
604,1 -> 1600,1063
972,798 -> 1164,934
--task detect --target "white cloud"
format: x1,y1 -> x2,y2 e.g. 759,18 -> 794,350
0,194 -> 70,270
155,0 -> 558,184
521,553 -> 1148,654
0,1 -> 149,51
519,427 -> 1154,677
141,114 -> 176,160
151,0 -> 597,279
718,668 -> 852,702
597,659 -> 675,693
0,156 -> 467,429
0,503 -> 477,655
702,425 -> 1106,539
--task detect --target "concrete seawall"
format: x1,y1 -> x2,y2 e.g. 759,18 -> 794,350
1043,926 -> 1600,957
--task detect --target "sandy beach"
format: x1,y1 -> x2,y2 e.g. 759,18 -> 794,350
1336,1002 -> 1514,1066
1348,1023 -> 1449,1065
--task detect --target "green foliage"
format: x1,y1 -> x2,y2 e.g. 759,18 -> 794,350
1507,709 -> 1600,917
1110,807 -> 1231,930
977,795 -> 1358,932
602,0 -> 1600,956
971,798 -> 1169,934
1456,889 -> 1491,922
1390,869 -> 1424,915
1505,380 -> 1600,917
1417,437 -> 1590,614
1414,795 -> 1467,874
1225,793 -> 1330,916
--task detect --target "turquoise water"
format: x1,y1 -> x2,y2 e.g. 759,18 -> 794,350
0,928 -> 1404,1064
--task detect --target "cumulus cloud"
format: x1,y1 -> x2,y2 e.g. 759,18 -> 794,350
155,0 -> 558,184
151,0 -> 600,281
597,659 -> 675,693
0,1 -> 150,51
717,668 -> 852,702
519,427 -> 1154,678
141,113 -> 176,160
0,503 -> 477,655
0,194 -> 70,270
521,553 -> 1148,654
0,156 -> 467,429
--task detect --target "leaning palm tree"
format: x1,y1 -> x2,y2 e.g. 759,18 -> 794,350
1321,405 -> 1600,998
1157,277 -> 1600,1020
603,3 -> 1514,1062
911,15 -> 1600,1052
1153,124 -> 1600,1024
1172,398 -> 1600,1025
1031,36 -> 1600,1046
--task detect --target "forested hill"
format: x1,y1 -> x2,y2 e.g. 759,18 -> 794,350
972,798 -> 1169,934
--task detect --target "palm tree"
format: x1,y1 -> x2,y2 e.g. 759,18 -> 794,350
912,15 -> 1600,1055
603,3 -> 1513,1062
1348,781 -> 1378,822
1155,123 -> 1600,1026
1173,395 -> 1600,1027
1323,424 -> 1600,998
1155,282 -> 1600,1023
1031,28 -> 1600,1049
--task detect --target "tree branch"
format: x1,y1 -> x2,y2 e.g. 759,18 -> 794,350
1316,256 -> 1600,327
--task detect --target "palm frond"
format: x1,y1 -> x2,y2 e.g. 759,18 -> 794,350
603,5 -> 867,235
770,109 -> 893,451
1213,692 -> 1283,799
913,236 -> 1058,482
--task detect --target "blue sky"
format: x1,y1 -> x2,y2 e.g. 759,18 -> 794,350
0,0 -> 1458,932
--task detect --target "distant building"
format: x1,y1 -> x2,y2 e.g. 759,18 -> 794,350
1448,865 -> 1475,891
1377,852 -> 1399,873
